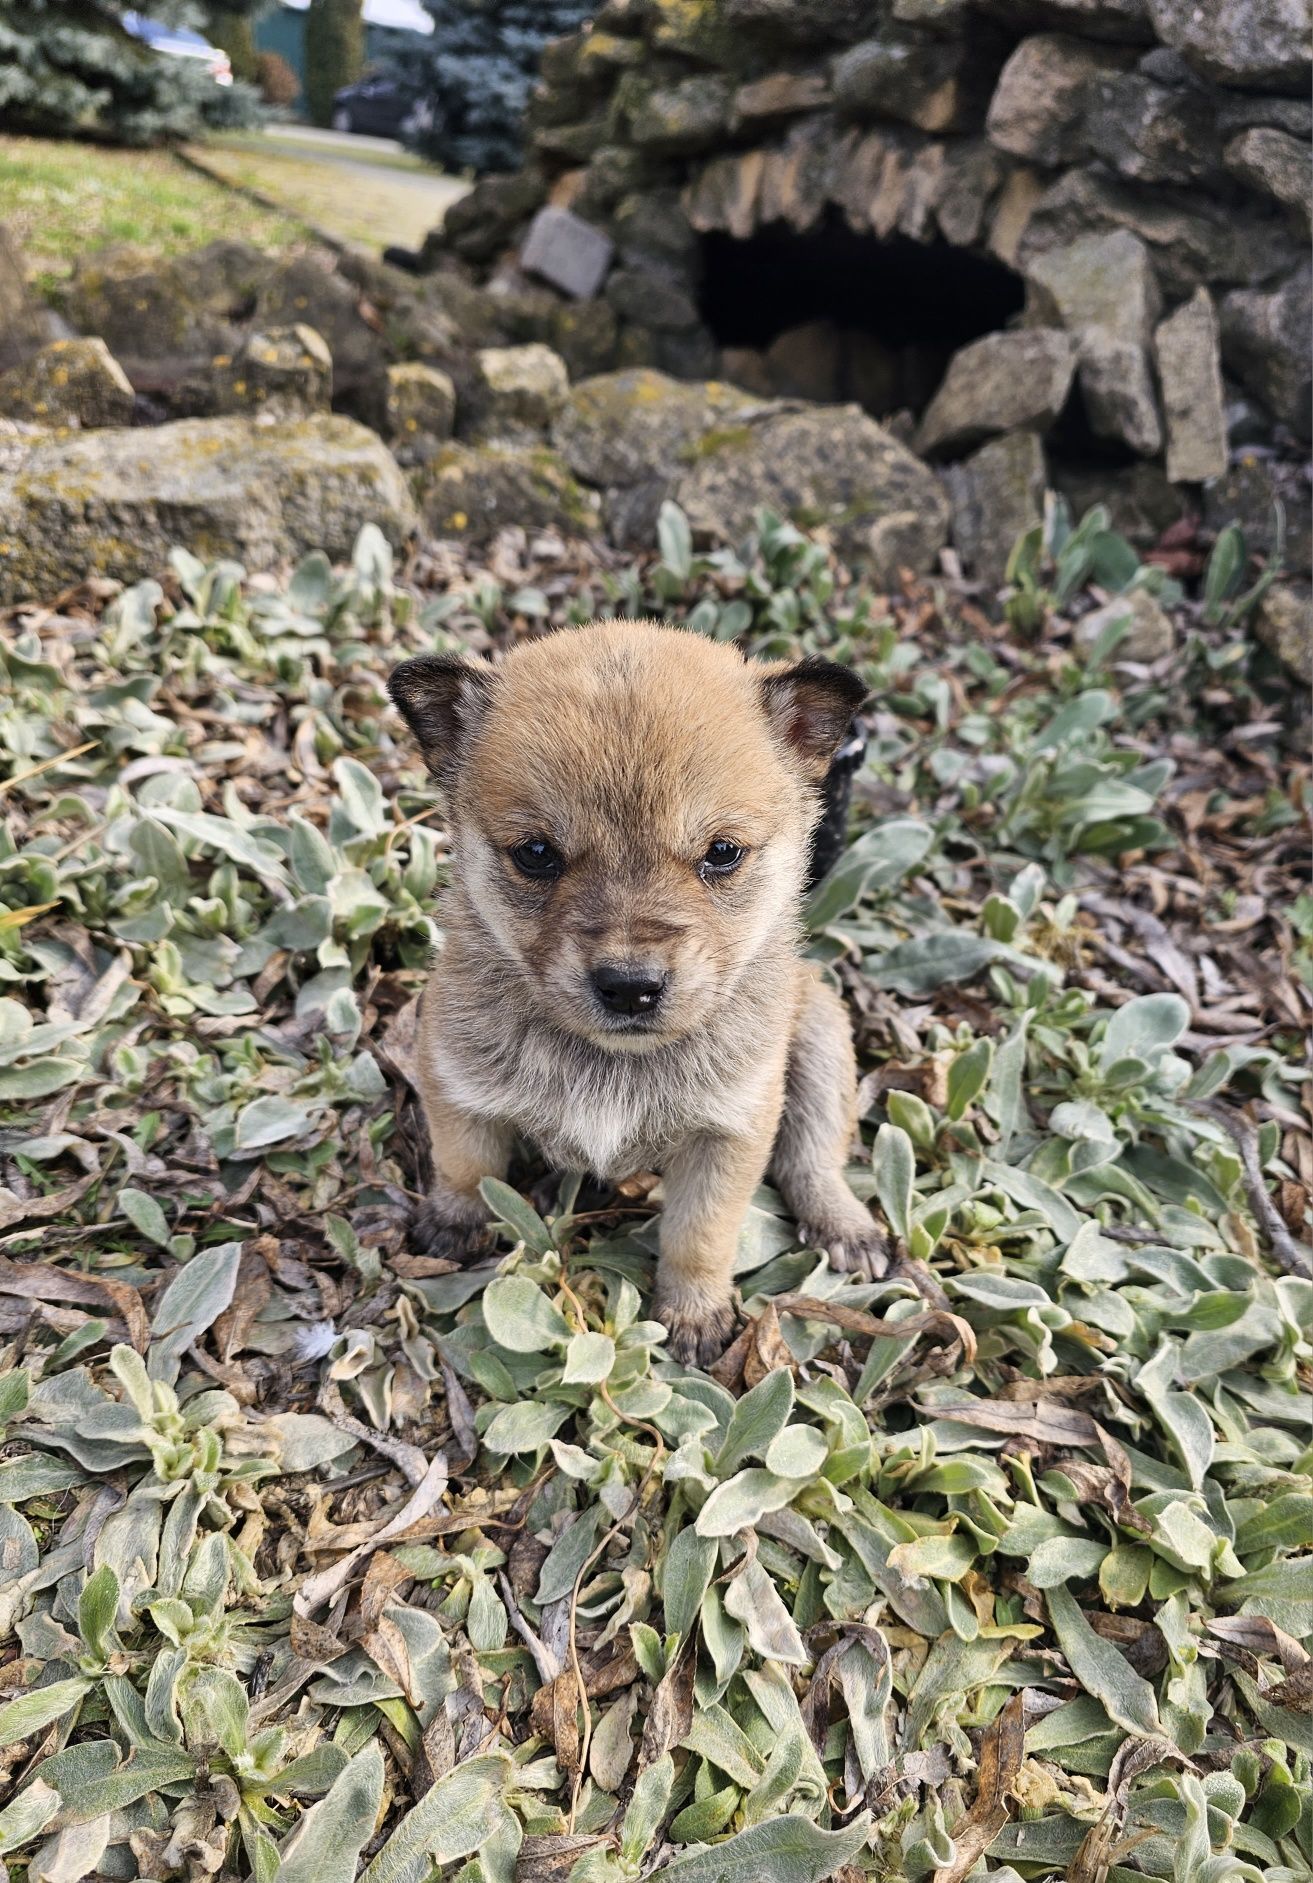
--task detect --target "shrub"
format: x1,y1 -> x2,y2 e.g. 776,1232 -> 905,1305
256,47 -> 300,108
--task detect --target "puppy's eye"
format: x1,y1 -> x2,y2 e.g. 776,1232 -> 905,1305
509,837 -> 563,880
701,839 -> 745,878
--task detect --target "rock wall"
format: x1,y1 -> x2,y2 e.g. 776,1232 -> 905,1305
424,0 -> 1311,555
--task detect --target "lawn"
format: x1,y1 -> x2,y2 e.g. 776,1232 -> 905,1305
187,131 -> 468,254
0,133 -> 307,294
0,502 -> 1307,1880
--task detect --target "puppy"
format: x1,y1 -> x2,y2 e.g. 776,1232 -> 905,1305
387,621 -> 887,1366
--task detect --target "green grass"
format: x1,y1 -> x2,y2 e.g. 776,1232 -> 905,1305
0,133 -> 307,293
190,133 -> 467,251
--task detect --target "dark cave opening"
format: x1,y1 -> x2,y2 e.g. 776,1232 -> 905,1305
698,216 -> 1027,423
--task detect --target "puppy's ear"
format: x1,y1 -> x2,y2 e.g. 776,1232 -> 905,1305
760,656 -> 868,779
387,654 -> 496,786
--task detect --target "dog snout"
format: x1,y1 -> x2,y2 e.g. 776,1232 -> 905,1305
590,961 -> 668,1017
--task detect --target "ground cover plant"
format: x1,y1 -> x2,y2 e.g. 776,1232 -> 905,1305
0,504 -> 1308,1883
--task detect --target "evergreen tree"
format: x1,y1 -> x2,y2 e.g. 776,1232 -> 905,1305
406,0 -> 592,175
303,0 -> 363,127
0,0 -> 260,142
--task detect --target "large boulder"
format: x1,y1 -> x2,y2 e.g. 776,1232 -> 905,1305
943,430 -> 1047,586
1146,0 -> 1311,91
0,338 -> 134,429
417,442 -> 600,544
552,368 -> 755,544
1221,265 -> 1312,440
916,329 -> 1076,456
672,403 -> 950,580
1154,289 -> 1227,483
1024,231 -> 1163,456
0,415 -> 416,603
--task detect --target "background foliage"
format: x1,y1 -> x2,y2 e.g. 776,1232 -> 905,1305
407,0 -> 592,174
0,0 -> 259,142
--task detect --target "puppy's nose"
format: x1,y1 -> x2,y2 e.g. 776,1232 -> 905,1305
591,962 -> 667,1016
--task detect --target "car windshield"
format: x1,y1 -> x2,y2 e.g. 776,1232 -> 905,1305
122,11 -> 212,49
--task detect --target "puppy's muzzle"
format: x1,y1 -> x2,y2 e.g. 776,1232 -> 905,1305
590,962 -> 667,1018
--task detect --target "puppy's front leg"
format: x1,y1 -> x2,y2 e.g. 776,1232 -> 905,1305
654,1125 -> 774,1367
412,1072 -> 513,1263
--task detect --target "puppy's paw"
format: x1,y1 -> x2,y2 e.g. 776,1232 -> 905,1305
799,1213 -> 891,1280
655,1295 -> 738,1370
411,1195 -> 493,1265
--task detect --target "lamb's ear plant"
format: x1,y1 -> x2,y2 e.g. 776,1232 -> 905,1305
0,503 -> 1305,1883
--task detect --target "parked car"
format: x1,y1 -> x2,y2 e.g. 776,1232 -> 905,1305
331,72 -> 432,138
122,11 -> 233,84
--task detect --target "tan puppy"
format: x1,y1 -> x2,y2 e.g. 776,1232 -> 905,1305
387,621 -> 887,1365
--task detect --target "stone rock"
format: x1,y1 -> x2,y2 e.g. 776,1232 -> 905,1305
1220,265 -> 1312,440
208,326 -> 333,420
1155,289 -> 1227,484
986,35 -> 1135,167
1216,92 -> 1313,139
1202,456 -> 1313,575
254,258 -> 380,399
1224,127 -> 1311,229
0,415 -> 416,603
605,265 -> 701,332
438,172 -> 547,265
1019,165 -> 1301,301
1025,228 -> 1160,341
417,442 -> 599,544
1026,229 -> 1164,456
1081,333 -> 1163,455
385,362 -> 457,465
0,226 -> 60,374
943,430 -> 1047,585
968,0 -> 1153,39
1146,0 -> 1311,91
1073,586 -> 1176,662
548,298 -> 620,379
613,192 -> 700,267
733,71 -> 832,124
766,321 -> 846,401
1055,461 -> 1189,546
673,403 -> 950,579
473,344 -> 570,436
520,205 -> 615,300
1254,580 -> 1313,682
1085,74 -> 1224,185
720,348 -> 777,397
834,27 -> 991,134
553,367 -> 753,493
0,338 -> 134,429
627,75 -> 732,153
57,245 -> 237,390
916,329 -> 1076,456
722,0 -> 882,42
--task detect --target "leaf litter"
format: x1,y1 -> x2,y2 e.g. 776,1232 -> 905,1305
0,502 -> 1308,1882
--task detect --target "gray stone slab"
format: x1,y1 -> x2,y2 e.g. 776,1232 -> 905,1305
520,206 -> 615,300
